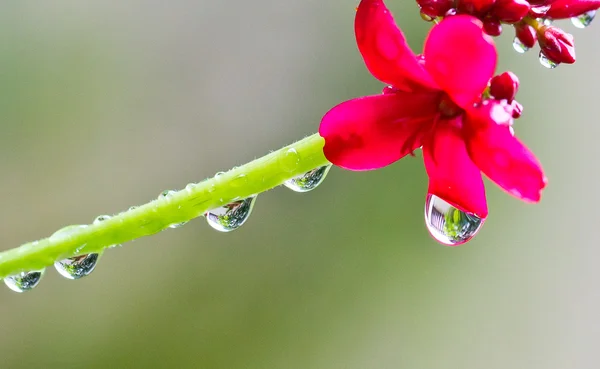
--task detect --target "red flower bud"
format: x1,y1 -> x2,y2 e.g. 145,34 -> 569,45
511,100 -> 523,119
417,0 -> 455,17
546,0 -> 600,19
514,23 -> 538,48
457,0 -> 497,14
493,0 -> 530,22
483,17 -> 503,35
490,71 -> 520,101
538,26 -> 576,64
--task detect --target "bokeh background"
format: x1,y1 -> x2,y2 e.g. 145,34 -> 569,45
0,1 -> 598,368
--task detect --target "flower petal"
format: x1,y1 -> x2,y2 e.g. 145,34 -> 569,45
423,119 -> 488,218
355,0 -> 438,91
464,102 -> 547,203
547,0 -> 600,18
319,92 -> 439,171
423,15 -> 497,108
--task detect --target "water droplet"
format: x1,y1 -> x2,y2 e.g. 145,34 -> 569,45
159,190 -> 177,199
279,148 -> 300,172
539,51 -> 558,69
538,17 -> 553,26
54,253 -> 100,280
185,183 -> 197,192
205,196 -> 256,232
284,165 -> 332,193
128,206 -> 138,211
512,37 -> 529,53
231,174 -> 248,188
424,194 -> 484,246
93,215 -> 112,225
4,270 -> 45,293
572,10 -> 596,28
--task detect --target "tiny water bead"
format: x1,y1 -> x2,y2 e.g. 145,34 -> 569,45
512,37 -> 529,54
54,253 -> 100,280
93,215 -> 112,224
572,10 -> 596,29
284,165 -> 332,193
4,270 -> 45,293
539,51 -> 558,69
424,194 -> 484,246
205,196 -> 257,232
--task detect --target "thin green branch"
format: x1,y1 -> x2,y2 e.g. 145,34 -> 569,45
0,133 -> 328,278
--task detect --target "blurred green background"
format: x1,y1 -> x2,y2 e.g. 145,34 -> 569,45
0,1 -> 598,368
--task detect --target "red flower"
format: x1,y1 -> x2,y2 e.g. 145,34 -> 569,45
319,0 -> 547,218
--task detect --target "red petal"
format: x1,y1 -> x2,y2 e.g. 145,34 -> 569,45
547,0 -> 600,18
423,15 -> 497,108
423,119 -> 488,218
319,92 -> 439,171
464,102 -> 547,203
355,0 -> 438,92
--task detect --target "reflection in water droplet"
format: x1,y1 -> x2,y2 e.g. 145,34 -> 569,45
54,253 -> 100,280
284,165 -> 332,193
512,37 -> 529,53
4,270 -> 45,293
424,194 -> 484,246
539,51 -> 558,69
205,196 -> 256,232
93,215 -> 112,225
572,10 -> 596,28
279,148 -> 300,172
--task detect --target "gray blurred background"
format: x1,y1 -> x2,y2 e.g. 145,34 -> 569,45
0,1 -> 598,368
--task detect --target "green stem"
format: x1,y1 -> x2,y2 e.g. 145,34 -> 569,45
0,133 -> 328,278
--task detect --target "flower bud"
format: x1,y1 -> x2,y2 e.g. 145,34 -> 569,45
483,17 -> 503,35
490,71 -> 519,101
538,26 -> 576,64
493,0 -> 530,22
417,0 -> 455,17
546,0 -> 600,19
457,0 -> 497,14
511,100 -> 523,119
514,23 -> 538,48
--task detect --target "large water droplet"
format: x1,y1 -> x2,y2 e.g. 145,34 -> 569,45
539,51 -> 558,69
54,253 -> 100,280
424,194 -> 484,246
512,37 -> 529,53
284,165 -> 332,193
4,270 -> 45,293
572,10 -> 596,28
205,196 -> 256,232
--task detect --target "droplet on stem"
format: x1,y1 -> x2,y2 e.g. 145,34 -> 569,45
205,196 -> 257,232
4,270 -> 45,293
284,165 -> 332,193
54,253 -> 100,280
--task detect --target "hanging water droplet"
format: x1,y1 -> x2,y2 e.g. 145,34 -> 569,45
572,10 -> 596,28
4,270 -> 45,293
205,196 -> 256,232
424,194 -> 484,246
279,148 -> 300,172
512,37 -> 529,53
284,165 -> 332,193
54,253 -> 100,280
539,51 -> 558,69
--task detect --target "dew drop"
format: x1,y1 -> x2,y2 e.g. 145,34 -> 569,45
185,183 -> 198,192
512,37 -> 529,53
539,51 -> 558,69
284,165 -> 332,193
205,196 -> 256,232
424,194 -> 484,246
279,148 -> 300,172
93,215 -> 112,225
4,270 -> 45,293
572,10 -> 596,28
54,253 -> 100,280
128,206 -> 139,211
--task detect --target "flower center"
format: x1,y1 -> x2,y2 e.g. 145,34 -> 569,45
438,94 -> 463,118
